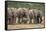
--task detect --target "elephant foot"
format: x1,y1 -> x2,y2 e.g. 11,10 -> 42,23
19,23 -> 21,24
24,21 -> 27,24
18,22 -> 21,24
35,22 -> 39,24
9,22 -> 12,24
24,23 -> 27,24
29,22 -> 32,24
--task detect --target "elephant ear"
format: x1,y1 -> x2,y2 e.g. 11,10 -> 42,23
7,8 -> 12,16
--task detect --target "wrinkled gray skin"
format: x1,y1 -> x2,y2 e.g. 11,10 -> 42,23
7,8 -> 42,24
22,8 -> 29,24
11,8 -> 17,24
7,8 -> 13,24
28,9 -> 42,24
16,8 -> 29,24
7,8 -> 17,24
28,9 -> 35,23
12,9 -> 16,24
34,10 -> 42,23
16,8 -> 24,24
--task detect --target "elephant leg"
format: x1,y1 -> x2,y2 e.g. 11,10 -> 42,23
12,17 -> 15,24
24,20 -> 27,24
34,16 -> 37,24
40,16 -> 42,23
9,18 -> 12,24
34,18 -> 37,24
24,18 -> 27,24
18,17 -> 21,24
18,17 -> 20,24
7,16 -> 8,24
21,17 -> 26,24
20,17 -> 22,24
7,18 -> 9,24
13,17 -> 16,24
14,18 -> 16,24
22,17 -> 24,23
37,16 -> 39,24
34,16 -> 38,24
29,18 -> 32,24
14,17 -> 17,24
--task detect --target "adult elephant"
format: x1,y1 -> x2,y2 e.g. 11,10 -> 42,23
28,9 -> 36,24
16,8 -> 29,24
11,8 -> 17,24
33,9 -> 42,24
7,8 -> 13,24
22,8 -> 29,24
16,8 -> 25,24
7,8 -> 17,24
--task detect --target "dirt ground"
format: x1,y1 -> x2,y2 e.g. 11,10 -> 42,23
8,23 -> 45,30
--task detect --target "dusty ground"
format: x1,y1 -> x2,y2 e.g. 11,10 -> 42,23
8,24 -> 45,30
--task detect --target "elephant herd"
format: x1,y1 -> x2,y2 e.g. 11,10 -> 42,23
7,8 -> 43,24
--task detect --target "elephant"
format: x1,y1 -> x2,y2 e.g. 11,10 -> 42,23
7,8 -> 17,24
28,9 -> 42,24
10,8 -> 18,24
7,8 -> 13,24
16,8 -> 29,24
28,9 -> 36,24
16,8 -> 25,24
21,8 -> 29,24
33,9 -> 42,24
36,10 -> 42,23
